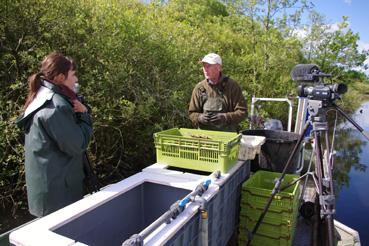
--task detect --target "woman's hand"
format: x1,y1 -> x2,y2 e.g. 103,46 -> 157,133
73,100 -> 88,113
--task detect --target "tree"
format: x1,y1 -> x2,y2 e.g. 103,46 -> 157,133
299,13 -> 369,81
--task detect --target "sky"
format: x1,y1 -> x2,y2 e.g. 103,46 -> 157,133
311,0 -> 369,72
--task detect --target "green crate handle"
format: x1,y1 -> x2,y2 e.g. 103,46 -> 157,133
227,134 -> 242,147
155,130 -> 241,143
254,232 -> 292,240
243,202 -> 294,214
159,142 -> 224,151
242,214 -> 293,227
242,189 -> 295,200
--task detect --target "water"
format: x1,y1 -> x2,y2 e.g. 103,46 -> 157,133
335,101 -> 369,245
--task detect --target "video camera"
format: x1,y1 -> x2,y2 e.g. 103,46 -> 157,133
291,64 -> 347,101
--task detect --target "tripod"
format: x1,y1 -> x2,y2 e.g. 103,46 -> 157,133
246,98 -> 369,246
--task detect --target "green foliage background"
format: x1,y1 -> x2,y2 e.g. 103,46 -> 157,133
0,0 -> 368,226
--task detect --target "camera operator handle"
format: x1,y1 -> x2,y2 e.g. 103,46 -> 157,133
334,103 -> 369,141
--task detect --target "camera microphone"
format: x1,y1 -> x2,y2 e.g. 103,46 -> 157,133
291,64 -> 331,82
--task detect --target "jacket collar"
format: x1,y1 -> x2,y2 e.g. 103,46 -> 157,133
16,82 -> 55,130
41,79 -> 60,93
24,84 -> 54,118
207,73 -> 227,87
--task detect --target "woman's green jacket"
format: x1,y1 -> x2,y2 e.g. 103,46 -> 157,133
16,81 -> 93,217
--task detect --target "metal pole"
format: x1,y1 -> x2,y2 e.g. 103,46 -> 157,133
287,98 -> 293,132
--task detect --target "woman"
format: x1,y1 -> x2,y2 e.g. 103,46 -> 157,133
16,52 -> 93,217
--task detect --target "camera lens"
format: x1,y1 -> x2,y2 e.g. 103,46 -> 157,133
331,83 -> 347,95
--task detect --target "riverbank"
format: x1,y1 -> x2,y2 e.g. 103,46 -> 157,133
343,81 -> 369,110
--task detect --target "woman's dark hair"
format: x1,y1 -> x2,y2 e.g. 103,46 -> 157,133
23,52 -> 76,109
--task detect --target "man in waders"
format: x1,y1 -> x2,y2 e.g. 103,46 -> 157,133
188,53 -> 247,132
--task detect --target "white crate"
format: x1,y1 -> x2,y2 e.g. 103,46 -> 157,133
238,135 -> 266,160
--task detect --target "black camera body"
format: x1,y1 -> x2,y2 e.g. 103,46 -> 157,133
297,83 -> 347,101
291,64 -> 347,102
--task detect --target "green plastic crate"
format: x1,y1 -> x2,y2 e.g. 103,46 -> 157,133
239,203 -> 299,241
240,202 -> 298,225
239,209 -> 298,237
238,215 -> 297,246
154,128 -> 241,173
241,171 -> 300,212
238,213 -> 298,246
238,171 -> 300,246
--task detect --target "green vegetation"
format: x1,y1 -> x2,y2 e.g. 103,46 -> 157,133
0,0 -> 368,231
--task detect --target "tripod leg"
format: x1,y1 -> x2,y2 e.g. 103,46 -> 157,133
326,215 -> 335,246
334,103 -> 369,141
313,130 -> 324,209
313,128 -> 335,246
324,128 -> 336,246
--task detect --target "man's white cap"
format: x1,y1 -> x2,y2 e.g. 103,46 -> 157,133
201,53 -> 222,65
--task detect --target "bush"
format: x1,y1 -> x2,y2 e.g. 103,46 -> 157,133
1,0 -> 365,226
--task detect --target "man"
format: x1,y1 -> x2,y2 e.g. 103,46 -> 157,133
188,53 -> 247,132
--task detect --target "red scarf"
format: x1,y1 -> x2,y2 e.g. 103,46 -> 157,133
42,78 -> 78,102
58,84 -> 78,101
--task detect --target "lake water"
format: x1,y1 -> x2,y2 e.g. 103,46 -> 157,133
335,101 -> 369,245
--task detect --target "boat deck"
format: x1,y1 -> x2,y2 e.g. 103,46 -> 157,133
293,213 -> 361,245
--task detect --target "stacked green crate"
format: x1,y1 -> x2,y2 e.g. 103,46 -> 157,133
238,171 -> 300,246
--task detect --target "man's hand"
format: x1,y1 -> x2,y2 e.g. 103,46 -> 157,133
209,113 -> 227,125
198,113 -> 212,125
